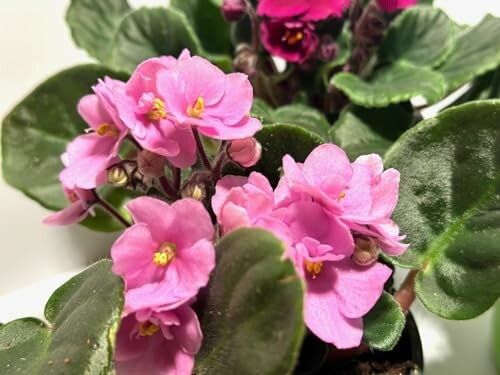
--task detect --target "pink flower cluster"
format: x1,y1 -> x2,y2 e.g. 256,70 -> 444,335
257,0 -> 351,63
44,50 -> 262,226
212,144 -> 407,349
111,197 -> 215,374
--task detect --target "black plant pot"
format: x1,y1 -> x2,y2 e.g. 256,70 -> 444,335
294,312 -> 423,375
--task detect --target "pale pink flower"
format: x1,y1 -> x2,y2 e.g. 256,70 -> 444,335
227,137 -> 262,167
59,77 -> 127,190
157,51 -> 262,140
43,186 -> 96,226
257,0 -> 351,21
114,55 -> 197,168
377,0 -> 417,13
115,304 -> 202,375
111,197 -> 215,313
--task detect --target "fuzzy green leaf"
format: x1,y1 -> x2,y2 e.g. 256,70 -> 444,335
494,302 -> 500,373
1,65 -> 134,232
332,64 -> 446,107
272,104 -> 331,141
195,228 -> 305,375
0,261 -> 124,374
379,7 -> 456,68
363,292 -> 405,351
384,100 -> 500,319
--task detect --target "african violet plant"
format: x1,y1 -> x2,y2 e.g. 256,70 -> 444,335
1,0 -> 500,373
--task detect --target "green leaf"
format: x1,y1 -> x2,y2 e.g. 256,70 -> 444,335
272,104 -> 331,141
254,124 -> 324,185
330,103 -> 413,160
449,68 -> 500,107
250,98 -> 274,123
110,7 -> 201,73
332,63 -> 446,107
363,292 -> 405,351
0,260 -> 124,374
1,65 -> 134,232
384,100 -> 500,319
170,0 -> 231,56
494,302 -> 500,373
195,228 -> 305,375
438,15 -> 500,91
66,0 -> 131,63
379,7 -> 456,68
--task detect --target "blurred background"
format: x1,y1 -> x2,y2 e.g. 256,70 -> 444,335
0,1 -> 499,374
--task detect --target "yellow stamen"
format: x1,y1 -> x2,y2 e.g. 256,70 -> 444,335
283,30 -> 304,45
187,97 -> 205,118
305,260 -> 323,278
138,322 -> 160,337
337,191 -> 346,202
147,98 -> 167,121
153,242 -> 176,266
96,123 -> 119,137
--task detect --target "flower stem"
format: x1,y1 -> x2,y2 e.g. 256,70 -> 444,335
244,0 -> 260,54
192,127 -> 213,171
394,269 -> 418,313
94,192 -> 131,228
159,176 -> 178,199
172,165 -> 181,192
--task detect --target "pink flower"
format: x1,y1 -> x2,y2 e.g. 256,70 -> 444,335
257,0 -> 351,21
115,304 -> 202,375
111,197 -> 215,313
227,137 -> 262,167
377,0 -> 417,13
277,144 -> 408,256
59,77 -> 127,190
115,55 -> 197,168
221,0 -> 246,21
260,19 -> 319,64
43,186 -> 96,226
157,51 -> 262,140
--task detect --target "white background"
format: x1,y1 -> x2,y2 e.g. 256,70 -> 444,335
0,1 -> 499,374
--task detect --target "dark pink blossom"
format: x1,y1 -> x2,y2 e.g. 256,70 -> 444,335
257,0 -> 351,21
377,0 -> 417,13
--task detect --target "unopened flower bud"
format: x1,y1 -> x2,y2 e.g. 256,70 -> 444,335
137,150 -> 166,178
352,237 -> 380,266
233,44 -> 258,77
227,137 -> 261,168
107,166 -> 129,187
221,0 -> 246,22
318,35 -> 338,62
181,184 -> 206,202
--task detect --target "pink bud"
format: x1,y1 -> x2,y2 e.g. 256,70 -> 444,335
221,0 -> 246,22
227,137 -> 262,168
352,237 -> 380,266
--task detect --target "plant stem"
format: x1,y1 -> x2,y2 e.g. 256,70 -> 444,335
245,0 -> 260,54
212,142 -> 228,181
159,176 -> 178,199
94,192 -> 131,228
394,269 -> 418,313
172,165 -> 181,192
192,127 -> 213,171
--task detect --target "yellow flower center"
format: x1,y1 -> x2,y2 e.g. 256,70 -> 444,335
187,97 -> 205,118
283,30 -> 304,45
138,321 -> 160,337
153,242 -> 176,266
96,123 -> 119,137
147,98 -> 167,121
305,260 -> 323,278
337,191 -> 346,202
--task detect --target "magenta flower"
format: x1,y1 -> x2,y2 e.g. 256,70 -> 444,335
115,304 -> 202,375
114,55 -> 197,168
257,0 -> 351,21
377,0 -> 417,13
277,144 -> 408,256
59,77 -> 127,190
260,19 -> 319,64
111,197 -> 215,313
43,186 -> 96,226
156,51 -> 262,140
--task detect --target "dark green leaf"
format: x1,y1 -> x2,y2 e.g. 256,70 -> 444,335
196,228 -> 305,375
438,15 -> 500,91
272,104 -> 331,141
379,7 -> 456,68
254,124 -> 324,185
110,7 -> 202,73
66,0 -> 131,63
384,100 -> 500,319
448,68 -> 500,107
0,260 -> 124,374
250,98 -> 274,123
332,64 -> 446,107
330,103 -> 413,160
1,65 -> 132,232
494,302 -> 500,373
363,292 -> 405,351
